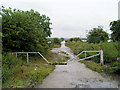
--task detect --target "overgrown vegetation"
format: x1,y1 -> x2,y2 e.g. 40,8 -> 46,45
66,40 -> 120,74
66,24 -> 120,74
79,61 -> 106,73
48,38 -> 63,48
1,6 -> 51,54
2,53 -> 55,88
69,37 -> 82,42
0,7 -> 61,88
53,55 -> 70,63
59,51 -> 69,55
0,16 -> 1,89
110,20 -> 120,41
87,26 -> 109,43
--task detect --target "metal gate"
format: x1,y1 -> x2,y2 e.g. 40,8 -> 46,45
12,52 -> 67,65
76,50 -> 103,65
12,50 -> 103,65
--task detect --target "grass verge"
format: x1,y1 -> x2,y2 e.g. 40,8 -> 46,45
53,44 -> 61,48
57,56 -> 70,63
2,50 -> 57,88
48,52 -> 70,63
3,59 -> 55,88
79,60 -> 106,73
59,51 -> 69,55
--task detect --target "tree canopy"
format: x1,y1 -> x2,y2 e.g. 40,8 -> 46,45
60,37 -> 64,41
110,20 -> 120,41
0,6 -> 52,54
69,37 -> 82,42
87,26 -> 109,43
0,17 -> 1,31
51,38 -> 61,45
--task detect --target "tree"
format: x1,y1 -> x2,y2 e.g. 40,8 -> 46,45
52,38 -> 61,44
0,6 -> 52,54
60,37 -> 64,41
0,17 -> 1,32
110,20 -> 120,41
69,37 -> 81,42
0,17 -> 2,52
87,26 -> 109,43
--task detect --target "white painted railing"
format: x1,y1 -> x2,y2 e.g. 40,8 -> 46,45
12,52 -> 49,64
12,52 -> 67,65
11,50 -> 104,65
79,54 -> 100,60
76,50 -> 104,65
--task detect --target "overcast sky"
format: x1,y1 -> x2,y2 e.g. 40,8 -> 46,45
1,0 -> 120,38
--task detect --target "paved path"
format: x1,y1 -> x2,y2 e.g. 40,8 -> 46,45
36,44 -> 118,88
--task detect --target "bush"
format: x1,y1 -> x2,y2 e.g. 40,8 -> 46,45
52,38 -> 61,45
48,38 -> 61,48
101,42 -> 118,63
1,7 -> 51,54
66,41 -> 120,74
69,37 -> 82,42
2,53 -> 23,83
108,61 -> 120,73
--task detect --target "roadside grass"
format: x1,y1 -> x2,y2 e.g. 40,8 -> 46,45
2,50 -> 57,88
66,41 -> 120,74
56,56 -> 70,63
48,52 -> 70,63
59,51 -> 69,55
2,57 -> 55,88
79,60 -> 106,73
53,44 -> 61,48
45,49 -> 70,63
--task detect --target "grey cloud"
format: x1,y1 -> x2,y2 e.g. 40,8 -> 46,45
1,0 -> 119,38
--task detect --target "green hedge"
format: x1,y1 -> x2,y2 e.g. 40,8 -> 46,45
66,41 -> 120,74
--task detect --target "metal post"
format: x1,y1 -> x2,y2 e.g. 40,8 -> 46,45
100,50 -> 103,66
85,51 -> 86,58
27,53 -> 29,64
16,53 -> 17,59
